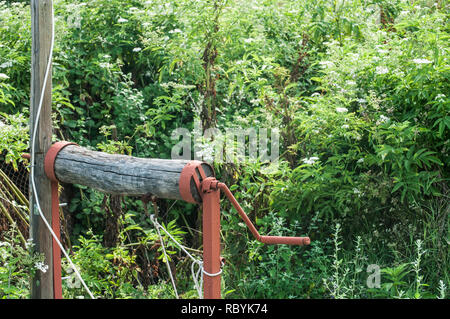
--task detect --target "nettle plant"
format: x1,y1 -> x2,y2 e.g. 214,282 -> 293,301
0,112 -> 29,170
271,1 -> 448,222
0,1 -> 32,114
0,226 -> 44,299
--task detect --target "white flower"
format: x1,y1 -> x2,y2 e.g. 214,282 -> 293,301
0,73 -> 9,80
195,143 -> 215,162
0,250 -> 7,260
99,62 -> 112,69
25,239 -> 34,250
341,124 -> 349,129
394,70 -> 405,78
319,61 -> 334,68
35,262 -> 49,273
346,80 -> 356,86
302,156 -> 319,165
0,61 -> 13,68
375,66 -> 389,75
336,107 -> 348,113
357,158 -> 364,164
376,115 -> 390,125
412,58 -> 432,64
117,18 -> 128,23
357,98 -> 367,104
132,47 -> 142,52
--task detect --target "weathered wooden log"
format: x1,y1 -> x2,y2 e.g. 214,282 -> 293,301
48,144 -> 214,202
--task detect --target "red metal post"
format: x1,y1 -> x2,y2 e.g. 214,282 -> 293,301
201,181 -> 222,299
50,181 -> 62,299
179,162 -> 222,299
44,141 -> 77,299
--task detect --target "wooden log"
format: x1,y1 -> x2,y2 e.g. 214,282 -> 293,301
52,145 -> 214,202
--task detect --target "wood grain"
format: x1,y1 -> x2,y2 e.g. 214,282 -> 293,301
54,145 -> 214,201
29,0 -> 54,299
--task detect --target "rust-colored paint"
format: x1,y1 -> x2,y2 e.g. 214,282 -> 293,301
50,180 -> 62,299
197,176 -> 311,299
44,141 -> 77,299
218,182 -> 310,246
201,181 -> 221,299
179,160 -> 204,203
44,141 -> 77,183
179,160 -> 213,203
42,146 -> 310,300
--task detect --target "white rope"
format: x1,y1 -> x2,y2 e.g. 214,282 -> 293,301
29,3 -> 95,299
151,215 -> 179,299
149,214 -> 223,299
191,258 -> 203,297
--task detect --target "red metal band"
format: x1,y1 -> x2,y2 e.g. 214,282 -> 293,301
44,141 -> 78,182
43,141 -> 77,299
51,180 -> 62,299
179,161 -> 214,203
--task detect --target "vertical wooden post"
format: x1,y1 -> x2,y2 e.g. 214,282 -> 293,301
202,188 -> 221,299
30,0 -> 54,299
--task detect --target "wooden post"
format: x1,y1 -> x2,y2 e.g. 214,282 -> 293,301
30,0 -> 54,299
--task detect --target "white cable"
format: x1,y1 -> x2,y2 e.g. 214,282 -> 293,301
149,214 -> 223,299
191,259 -> 203,298
151,215 -> 179,299
30,4 -> 95,299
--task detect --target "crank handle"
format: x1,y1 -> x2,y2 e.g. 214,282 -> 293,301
217,182 -> 311,246
259,235 -> 310,246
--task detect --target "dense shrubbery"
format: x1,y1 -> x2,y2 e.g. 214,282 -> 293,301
0,0 -> 448,298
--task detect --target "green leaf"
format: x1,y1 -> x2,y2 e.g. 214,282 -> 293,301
392,182 -> 404,193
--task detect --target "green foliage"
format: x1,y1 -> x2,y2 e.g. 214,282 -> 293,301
0,1 -> 32,114
225,212 -> 326,299
0,0 -> 448,299
61,230 -> 143,299
0,112 -> 28,170
0,226 -> 43,299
